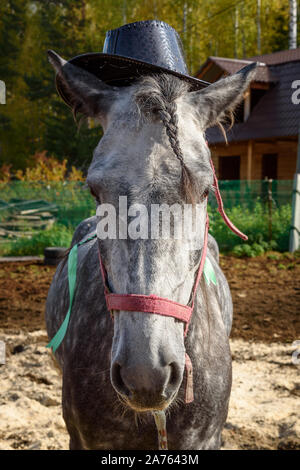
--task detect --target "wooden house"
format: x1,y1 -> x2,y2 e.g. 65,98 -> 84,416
196,49 -> 300,181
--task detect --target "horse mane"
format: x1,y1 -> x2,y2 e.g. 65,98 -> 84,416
133,73 -> 232,204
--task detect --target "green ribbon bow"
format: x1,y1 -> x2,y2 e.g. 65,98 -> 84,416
46,235 -> 97,353
203,257 -> 217,286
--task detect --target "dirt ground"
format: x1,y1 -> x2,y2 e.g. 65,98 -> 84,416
0,253 -> 299,450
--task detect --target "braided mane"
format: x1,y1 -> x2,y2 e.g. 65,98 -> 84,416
134,74 -> 200,205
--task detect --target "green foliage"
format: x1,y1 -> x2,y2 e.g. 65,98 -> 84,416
232,241 -> 277,258
0,224 -> 73,256
44,100 -> 102,168
266,252 -> 281,260
208,202 -> 291,257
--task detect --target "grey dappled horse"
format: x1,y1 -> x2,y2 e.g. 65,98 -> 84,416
46,51 -> 256,450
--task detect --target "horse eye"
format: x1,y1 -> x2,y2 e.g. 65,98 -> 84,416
201,189 -> 209,201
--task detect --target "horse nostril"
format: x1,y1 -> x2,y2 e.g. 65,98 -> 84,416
111,362 -> 130,397
168,361 -> 181,388
111,360 -> 183,407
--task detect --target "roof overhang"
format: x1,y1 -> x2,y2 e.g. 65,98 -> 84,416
196,56 -> 277,84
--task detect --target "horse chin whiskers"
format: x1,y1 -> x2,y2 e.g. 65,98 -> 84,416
114,393 -> 160,428
114,385 -> 176,414
130,402 -> 170,413
125,395 -> 175,414
115,391 -> 131,409
166,393 -> 183,417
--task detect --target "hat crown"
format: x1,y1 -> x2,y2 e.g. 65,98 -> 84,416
54,20 -> 209,108
102,20 -> 188,75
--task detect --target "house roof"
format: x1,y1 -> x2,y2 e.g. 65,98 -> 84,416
198,57 -> 277,83
250,48 -> 300,64
196,49 -> 300,143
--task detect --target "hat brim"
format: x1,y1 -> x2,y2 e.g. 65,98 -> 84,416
55,52 -> 211,108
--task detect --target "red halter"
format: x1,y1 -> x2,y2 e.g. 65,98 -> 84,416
97,159 -> 247,403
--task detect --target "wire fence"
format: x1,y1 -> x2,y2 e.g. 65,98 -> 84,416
0,182 -> 94,235
0,180 -> 293,255
208,179 -> 293,210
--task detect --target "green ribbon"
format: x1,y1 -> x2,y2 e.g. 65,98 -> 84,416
46,243 -> 78,353
203,257 -> 217,286
46,235 -> 97,353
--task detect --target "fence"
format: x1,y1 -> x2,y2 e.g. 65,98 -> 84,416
0,180 -> 293,255
0,182 -> 95,234
208,179 -> 293,209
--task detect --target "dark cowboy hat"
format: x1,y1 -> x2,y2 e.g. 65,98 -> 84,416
55,20 -> 210,107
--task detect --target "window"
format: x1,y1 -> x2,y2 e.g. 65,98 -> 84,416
251,88 -> 268,112
219,156 -> 240,180
235,87 -> 268,124
262,154 -> 277,179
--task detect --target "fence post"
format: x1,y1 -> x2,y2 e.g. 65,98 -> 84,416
289,174 -> 300,252
267,178 -> 273,242
0,80 -> 5,104
289,123 -> 300,252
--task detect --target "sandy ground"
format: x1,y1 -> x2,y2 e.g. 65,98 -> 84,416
0,330 -> 299,450
0,254 -> 299,449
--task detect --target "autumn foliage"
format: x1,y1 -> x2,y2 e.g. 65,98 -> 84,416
0,152 -> 85,182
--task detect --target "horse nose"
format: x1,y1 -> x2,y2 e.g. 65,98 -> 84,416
111,361 -> 182,409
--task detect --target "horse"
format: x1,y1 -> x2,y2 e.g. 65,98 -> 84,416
45,50 -> 256,450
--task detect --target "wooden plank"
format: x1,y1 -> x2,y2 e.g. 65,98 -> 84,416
19,205 -> 57,215
0,229 -> 35,237
0,256 -> 42,263
12,212 -> 54,220
12,215 -> 42,221
0,219 -> 54,228
247,140 -> 253,181
244,89 -> 251,121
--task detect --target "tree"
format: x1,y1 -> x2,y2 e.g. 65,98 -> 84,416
0,0 -> 296,171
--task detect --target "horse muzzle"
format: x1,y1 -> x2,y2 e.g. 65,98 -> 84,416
111,360 -> 182,411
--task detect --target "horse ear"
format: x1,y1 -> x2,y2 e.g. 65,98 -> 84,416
188,62 -> 258,130
47,50 -> 118,118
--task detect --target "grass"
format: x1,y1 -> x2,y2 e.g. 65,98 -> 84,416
0,224 -> 73,256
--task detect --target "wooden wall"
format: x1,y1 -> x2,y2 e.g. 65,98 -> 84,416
210,139 -> 297,179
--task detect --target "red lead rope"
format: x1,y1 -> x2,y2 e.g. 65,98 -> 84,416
97,158 -> 247,403
210,159 -> 248,241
